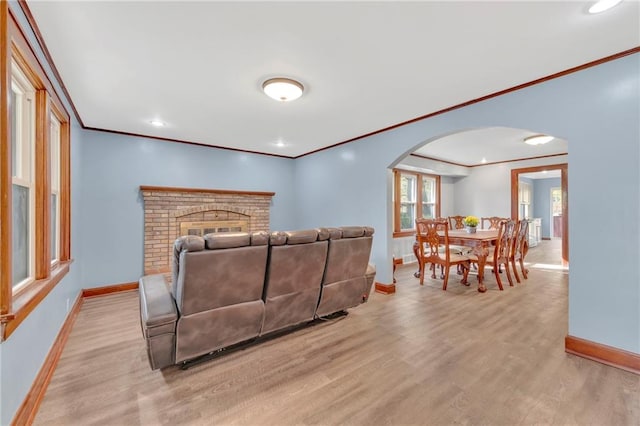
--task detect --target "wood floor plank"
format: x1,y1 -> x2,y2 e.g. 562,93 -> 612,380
33,241 -> 639,425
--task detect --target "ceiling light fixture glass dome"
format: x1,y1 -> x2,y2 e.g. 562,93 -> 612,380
588,0 -> 623,14
262,78 -> 304,102
524,134 -> 554,146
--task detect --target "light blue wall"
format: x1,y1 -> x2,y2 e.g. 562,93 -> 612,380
296,53 -> 640,354
2,2 -> 639,422
533,177 -> 561,238
1,3 -> 86,424
1,123 -> 86,426
77,130 -> 296,288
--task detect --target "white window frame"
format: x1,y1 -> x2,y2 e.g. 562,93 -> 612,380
550,186 -> 562,239
11,61 -> 36,292
50,113 -> 61,265
421,175 -> 437,219
519,181 -> 532,220
399,173 -> 417,231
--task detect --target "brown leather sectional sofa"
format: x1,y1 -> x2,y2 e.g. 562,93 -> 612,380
139,226 -> 375,370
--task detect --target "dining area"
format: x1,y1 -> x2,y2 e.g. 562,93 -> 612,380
411,216 -> 530,293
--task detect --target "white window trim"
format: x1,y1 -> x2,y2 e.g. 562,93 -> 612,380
421,176 -> 437,219
11,61 -> 36,292
519,181 -> 532,220
50,113 -> 61,265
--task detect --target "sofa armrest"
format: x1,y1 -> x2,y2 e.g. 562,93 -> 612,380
139,274 -> 178,370
363,263 -> 376,302
139,274 -> 178,335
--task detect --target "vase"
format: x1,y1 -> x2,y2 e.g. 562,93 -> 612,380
466,226 -> 477,234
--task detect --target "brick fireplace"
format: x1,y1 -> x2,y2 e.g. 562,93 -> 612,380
140,185 -> 275,275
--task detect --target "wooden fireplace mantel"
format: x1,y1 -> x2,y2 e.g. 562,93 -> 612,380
140,185 -> 275,197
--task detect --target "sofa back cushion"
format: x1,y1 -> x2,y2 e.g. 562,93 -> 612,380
261,229 -> 328,334
315,226 -> 374,317
323,226 -> 374,283
173,232 -> 268,316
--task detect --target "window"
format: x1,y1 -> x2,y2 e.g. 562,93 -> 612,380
519,181 -> 532,220
10,63 -> 36,292
551,187 -> 562,216
393,170 -> 441,236
421,175 -> 437,219
399,173 -> 417,230
50,113 -> 61,264
1,6 -> 71,340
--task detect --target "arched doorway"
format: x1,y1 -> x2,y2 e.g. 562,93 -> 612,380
387,126 -> 569,286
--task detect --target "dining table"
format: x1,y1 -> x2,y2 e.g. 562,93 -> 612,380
413,229 -> 499,293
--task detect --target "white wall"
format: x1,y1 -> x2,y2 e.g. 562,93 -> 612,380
454,155 -> 568,218
440,176 -> 457,217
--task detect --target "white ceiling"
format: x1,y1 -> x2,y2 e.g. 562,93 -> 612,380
521,170 -> 562,179
26,1 -> 640,158
413,127 -> 568,166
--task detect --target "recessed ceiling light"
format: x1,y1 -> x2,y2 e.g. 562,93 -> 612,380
481,157 -> 487,164
150,119 -> 165,127
275,141 -> 285,147
588,0 -> 623,14
524,134 -> 554,146
262,78 -> 304,102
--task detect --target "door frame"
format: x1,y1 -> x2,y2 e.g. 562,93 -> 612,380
511,163 -> 568,265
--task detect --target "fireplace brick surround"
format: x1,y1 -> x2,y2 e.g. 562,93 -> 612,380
140,186 -> 275,275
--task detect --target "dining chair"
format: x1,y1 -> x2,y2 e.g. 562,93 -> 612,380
481,216 -> 508,230
480,216 -> 510,272
469,219 -> 516,290
415,218 -> 470,290
448,215 -> 466,230
447,215 -> 474,273
510,219 -> 529,283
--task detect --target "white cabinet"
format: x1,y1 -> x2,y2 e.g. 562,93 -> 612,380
528,218 -> 541,247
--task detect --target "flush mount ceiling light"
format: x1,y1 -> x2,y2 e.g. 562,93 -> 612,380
150,119 -> 165,127
524,134 -> 554,146
262,78 -> 304,102
589,0 -> 623,14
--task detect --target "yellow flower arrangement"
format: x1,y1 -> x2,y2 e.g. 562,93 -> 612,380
463,215 -> 479,227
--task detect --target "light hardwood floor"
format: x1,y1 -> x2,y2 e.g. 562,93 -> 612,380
34,248 -> 639,425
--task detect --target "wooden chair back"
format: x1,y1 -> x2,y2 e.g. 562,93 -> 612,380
512,219 -> 529,260
482,216 -> 508,230
416,218 -> 450,264
511,219 -> 530,282
494,219 -> 516,262
448,216 -> 466,230
416,218 -> 470,290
